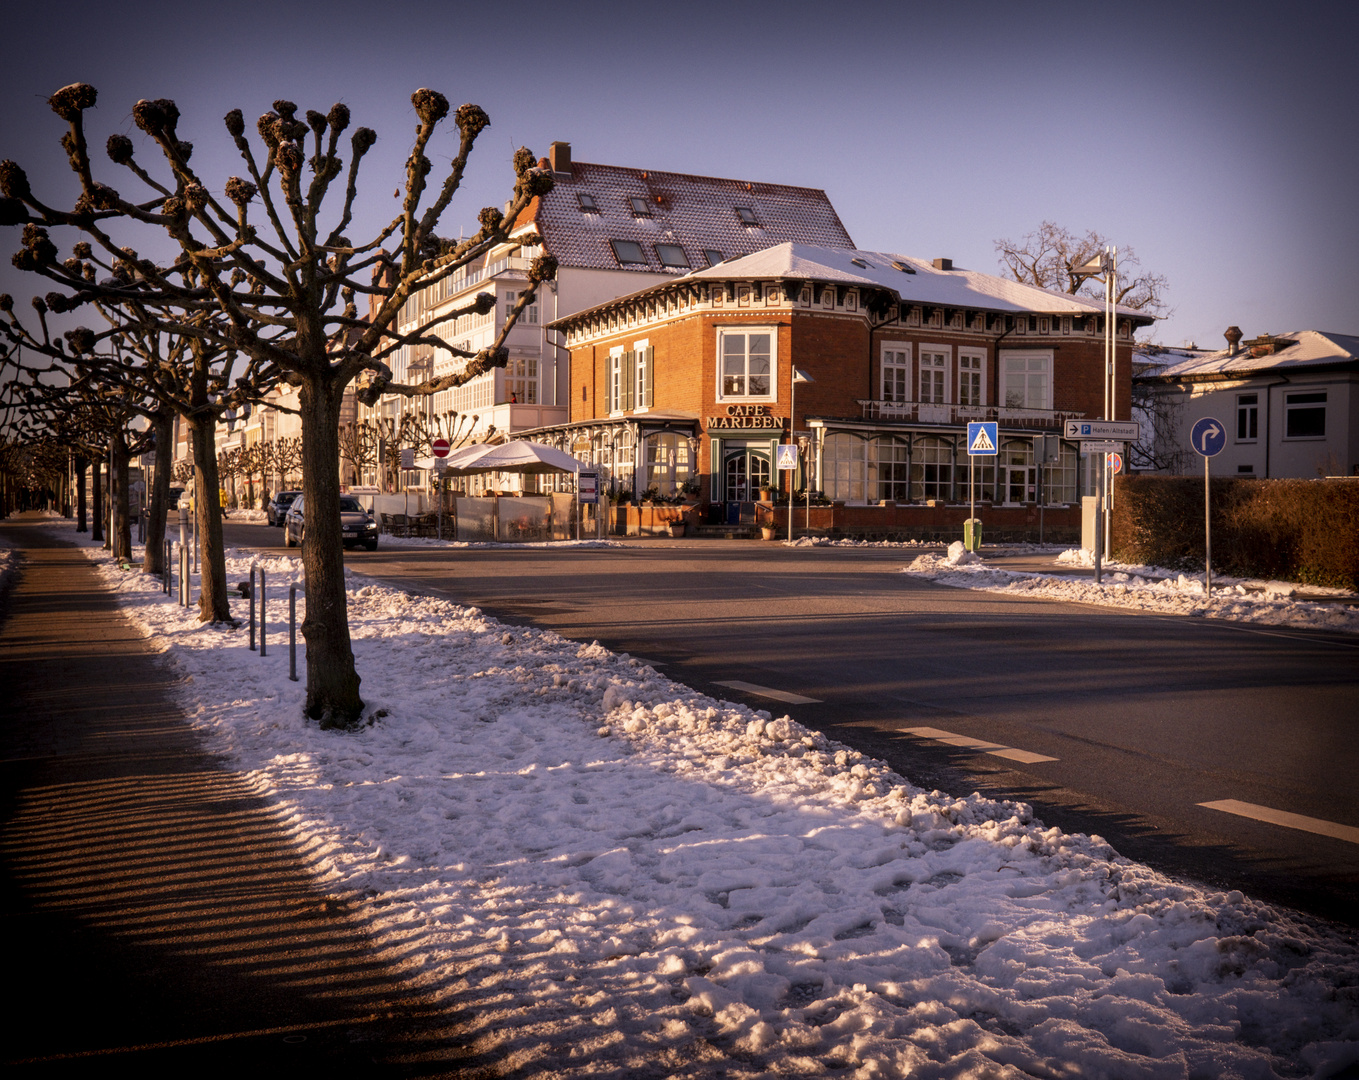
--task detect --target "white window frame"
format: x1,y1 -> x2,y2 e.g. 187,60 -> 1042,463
1000,350 -> 1052,411
918,345 -> 950,405
1236,392 -> 1259,443
881,343 -> 911,403
1283,390 -> 1327,439
607,346 -> 624,415
632,337 -> 650,412
958,350 -> 986,408
716,326 -> 778,403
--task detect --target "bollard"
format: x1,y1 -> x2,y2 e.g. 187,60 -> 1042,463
259,567 -> 267,657
249,561 -> 258,651
180,542 -> 190,607
163,538 -> 172,594
288,584 -> 298,681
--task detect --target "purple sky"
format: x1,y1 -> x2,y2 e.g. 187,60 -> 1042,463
3,0 -> 1355,351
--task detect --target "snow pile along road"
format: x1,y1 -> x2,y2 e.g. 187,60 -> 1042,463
904,543 -> 1359,635
69,530 -> 1359,1077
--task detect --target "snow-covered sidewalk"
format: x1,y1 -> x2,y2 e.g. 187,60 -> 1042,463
55,524 -> 1359,1077
903,543 -> 1359,636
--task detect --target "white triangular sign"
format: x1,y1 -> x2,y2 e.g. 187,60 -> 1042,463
969,427 -> 995,453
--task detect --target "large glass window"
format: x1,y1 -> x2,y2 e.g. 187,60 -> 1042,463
875,437 -> 910,502
823,433 -> 867,503
959,351 -> 984,407
882,347 -> 910,402
505,356 -> 538,404
718,329 -> 775,400
645,433 -> 692,496
920,350 -> 947,404
1002,353 -> 1051,410
911,436 -> 954,502
1285,391 -> 1326,438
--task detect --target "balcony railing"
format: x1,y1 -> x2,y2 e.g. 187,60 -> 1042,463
858,399 -> 1084,429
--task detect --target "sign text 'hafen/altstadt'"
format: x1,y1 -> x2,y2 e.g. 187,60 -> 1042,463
708,404 -> 783,430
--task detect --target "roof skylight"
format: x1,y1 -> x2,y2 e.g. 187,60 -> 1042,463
629,196 -> 652,217
576,193 -> 598,212
890,260 -> 916,274
610,239 -> 647,266
656,244 -> 690,269
735,207 -> 759,226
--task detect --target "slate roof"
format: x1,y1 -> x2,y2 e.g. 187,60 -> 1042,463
1144,331 -> 1359,380
527,163 -> 855,274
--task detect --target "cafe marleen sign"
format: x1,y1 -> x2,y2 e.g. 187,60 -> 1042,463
707,404 -> 784,431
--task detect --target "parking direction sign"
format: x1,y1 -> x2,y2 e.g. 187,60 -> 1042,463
1190,416 -> 1226,457
1065,420 -> 1141,440
967,421 -> 998,456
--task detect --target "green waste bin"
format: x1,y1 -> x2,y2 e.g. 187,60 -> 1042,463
964,517 -> 982,553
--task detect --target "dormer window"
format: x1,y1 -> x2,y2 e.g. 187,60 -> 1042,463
735,207 -> 759,226
610,239 -> 647,266
576,192 -> 598,212
656,244 -> 690,269
629,196 -> 652,217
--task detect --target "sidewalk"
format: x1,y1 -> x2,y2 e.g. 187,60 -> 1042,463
0,515 -> 479,1076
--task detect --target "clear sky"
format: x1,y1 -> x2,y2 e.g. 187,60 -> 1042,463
2,0 -> 1355,350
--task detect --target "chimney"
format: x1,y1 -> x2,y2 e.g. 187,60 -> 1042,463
549,141 -> 572,176
1224,325 -> 1243,354
932,258 -> 953,271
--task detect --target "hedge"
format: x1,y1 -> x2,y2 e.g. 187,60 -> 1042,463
1112,475 -> 1359,590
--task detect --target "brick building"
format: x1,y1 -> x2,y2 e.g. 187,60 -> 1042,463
365,142 -> 854,468
539,243 -> 1154,535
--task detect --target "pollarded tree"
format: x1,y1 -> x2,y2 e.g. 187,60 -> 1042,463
1,83 -> 556,726
994,221 -> 1170,317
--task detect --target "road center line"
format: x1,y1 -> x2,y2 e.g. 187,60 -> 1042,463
715,680 -> 823,705
1198,799 -> 1359,845
903,725 -> 1058,764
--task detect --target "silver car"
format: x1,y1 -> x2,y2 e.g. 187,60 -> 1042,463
283,494 -> 379,551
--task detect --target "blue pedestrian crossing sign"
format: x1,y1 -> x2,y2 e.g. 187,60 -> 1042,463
967,422 -> 999,456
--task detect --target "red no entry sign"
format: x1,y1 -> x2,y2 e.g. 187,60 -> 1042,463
431,437 -> 450,458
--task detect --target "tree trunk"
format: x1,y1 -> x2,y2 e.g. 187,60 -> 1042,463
189,413 -> 234,623
75,457 -> 87,532
91,457 -> 104,542
298,375 -> 363,727
111,433 -> 132,561
142,411 -> 173,575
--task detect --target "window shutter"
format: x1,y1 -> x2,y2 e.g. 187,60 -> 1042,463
645,346 -> 655,407
624,351 -> 636,411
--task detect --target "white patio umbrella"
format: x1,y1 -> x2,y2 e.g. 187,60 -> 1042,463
442,440 -> 585,476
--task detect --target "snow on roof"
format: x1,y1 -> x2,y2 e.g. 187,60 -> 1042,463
550,242 -> 1157,329
685,243 -> 1156,320
1146,330 -> 1359,380
531,163 -> 855,274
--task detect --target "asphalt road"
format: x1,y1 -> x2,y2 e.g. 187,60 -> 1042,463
225,521 -> 1359,928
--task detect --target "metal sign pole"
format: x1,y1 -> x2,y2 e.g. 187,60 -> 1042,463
1204,452 -> 1212,599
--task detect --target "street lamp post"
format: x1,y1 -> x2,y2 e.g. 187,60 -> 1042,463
789,369 -> 813,542
1072,248 -> 1117,582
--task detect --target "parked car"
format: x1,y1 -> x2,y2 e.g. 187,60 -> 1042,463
267,490 -> 301,526
283,494 -> 379,551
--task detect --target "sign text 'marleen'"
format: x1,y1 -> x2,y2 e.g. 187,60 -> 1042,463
708,404 -> 783,430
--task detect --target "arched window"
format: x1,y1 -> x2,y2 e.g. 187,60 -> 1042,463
823,432 -> 869,503
911,436 -> 954,502
873,437 -> 910,502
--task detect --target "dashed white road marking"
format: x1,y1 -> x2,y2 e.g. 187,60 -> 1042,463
904,725 -> 1058,764
716,680 -> 823,705
1198,799 -> 1359,845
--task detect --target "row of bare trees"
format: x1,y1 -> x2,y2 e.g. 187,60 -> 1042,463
2,83 -> 556,725
212,436 -> 304,507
